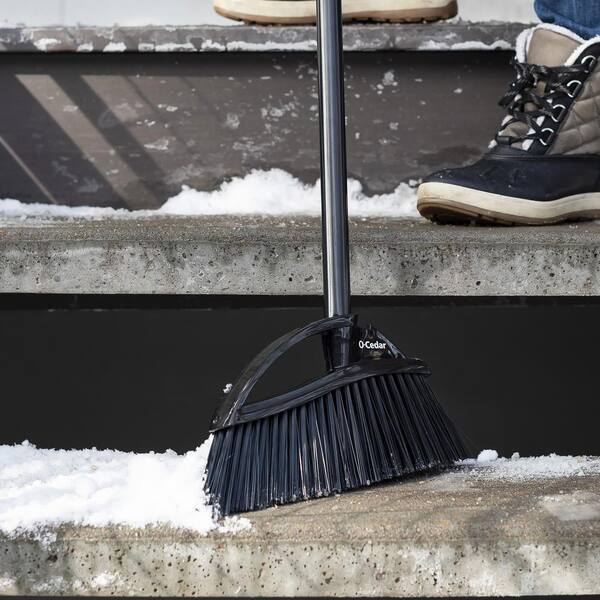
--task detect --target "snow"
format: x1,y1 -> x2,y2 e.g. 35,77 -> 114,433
161,170 -> 419,218
225,40 -> 317,52
0,438 -> 250,537
419,39 -> 513,51
460,451 -> 600,481
1,439 -> 599,537
103,42 -> 126,53
144,138 -> 171,151
0,169 -> 420,219
33,38 -> 61,51
477,449 -> 499,462
154,42 -> 195,52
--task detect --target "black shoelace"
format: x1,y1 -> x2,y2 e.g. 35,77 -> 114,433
495,57 -> 594,147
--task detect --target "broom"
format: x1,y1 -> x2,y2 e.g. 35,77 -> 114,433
204,0 -> 469,516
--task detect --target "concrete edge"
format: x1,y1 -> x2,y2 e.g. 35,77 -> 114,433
1,532 -> 599,596
1,216 -> 600,295
0,22 -> 524,53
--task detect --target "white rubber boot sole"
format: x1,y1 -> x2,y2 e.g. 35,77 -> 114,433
417,182 -> 600,225
214,0 -> 457,24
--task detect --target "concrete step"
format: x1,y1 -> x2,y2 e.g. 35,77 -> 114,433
0,22 -> 521,208
2,216 -> 599,296
2,466 -> 599,596
0,22 -> 523,53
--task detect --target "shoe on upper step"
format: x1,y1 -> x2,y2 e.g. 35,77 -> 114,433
214,0 -> 457,24
418,24 -> 600,225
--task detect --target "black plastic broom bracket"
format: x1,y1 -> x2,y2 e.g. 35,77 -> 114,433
210,314 -> 424,431
211,316 -> 354,430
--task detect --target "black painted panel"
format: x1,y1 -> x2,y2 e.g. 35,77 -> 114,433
0,302 -> 598,458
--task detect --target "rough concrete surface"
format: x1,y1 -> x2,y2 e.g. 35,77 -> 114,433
0,51 -> 513,207
1,468 -> 600,596
1,216 -> 600,296
0,22 -> 524,53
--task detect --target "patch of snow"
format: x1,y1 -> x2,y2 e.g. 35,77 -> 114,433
201,40 -> 226,51
224,113 -> 240,130
0,199 -> 126,219
161,170 -> 418,218
541,491 -> 600,522
460,452 -> 600,481
0,169 -> 420,219
223,383 -> 233,394
172,175 -> 408,216
477,449 -> 499,463
226,40 -> 317,52
34,38 -> 60,51
155,42 -> 195,52
0,438 -> 250,536
419,39 -> 513,51
144,138 -> 170,151
103,42 -> 127,53
77,42 -> 94,52
382,70 -> 397,87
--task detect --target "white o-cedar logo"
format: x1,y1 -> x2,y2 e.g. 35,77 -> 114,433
359,340 -> 387,350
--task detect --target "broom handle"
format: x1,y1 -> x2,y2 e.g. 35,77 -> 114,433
317,0 -> 351,319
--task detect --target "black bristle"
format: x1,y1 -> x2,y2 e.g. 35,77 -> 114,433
205,372 -> 467,516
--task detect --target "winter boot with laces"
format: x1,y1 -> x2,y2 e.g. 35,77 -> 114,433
418,24 -> 600,225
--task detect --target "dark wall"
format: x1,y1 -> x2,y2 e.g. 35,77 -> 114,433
1,298 -> 599,458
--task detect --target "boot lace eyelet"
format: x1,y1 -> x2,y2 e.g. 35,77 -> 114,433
582,55 -> 598,73
566,79 -> 583,98
540,128 -> 556,146
550,103 -> 567,123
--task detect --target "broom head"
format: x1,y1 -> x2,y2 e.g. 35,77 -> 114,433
205,315 -> 468,515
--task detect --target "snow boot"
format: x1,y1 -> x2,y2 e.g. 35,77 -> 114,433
213,0 -> 457,24
418,24 -> 600,225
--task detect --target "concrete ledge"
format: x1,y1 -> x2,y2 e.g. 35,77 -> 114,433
2,468 -> 600,596
1,216 -> 600,296
0,22 -> 523,53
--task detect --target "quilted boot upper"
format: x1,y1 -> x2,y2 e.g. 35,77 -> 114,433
495,24 -> 600,156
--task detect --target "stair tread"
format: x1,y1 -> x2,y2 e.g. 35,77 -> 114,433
0,21 -> 526,53
1,215 -> 598,296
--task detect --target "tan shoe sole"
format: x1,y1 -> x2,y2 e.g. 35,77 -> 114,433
417,182 -> 600,226
214,0 -> 458,24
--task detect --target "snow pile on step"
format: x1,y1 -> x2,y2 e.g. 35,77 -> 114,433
0,438 -> 249,536
161,169 -> 419,218
0,169 -> 419,219
459,449 -> 600,480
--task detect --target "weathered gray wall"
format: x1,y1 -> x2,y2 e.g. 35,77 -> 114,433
0,51 -> 512,208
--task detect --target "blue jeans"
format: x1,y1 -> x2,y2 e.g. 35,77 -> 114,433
535,0 -> 600,39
